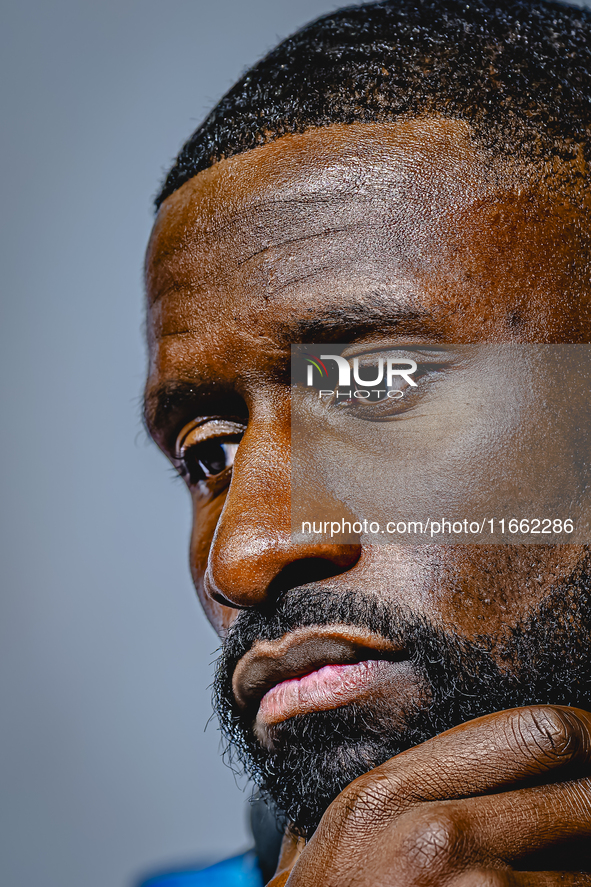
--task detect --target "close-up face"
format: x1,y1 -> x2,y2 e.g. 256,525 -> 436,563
144,117 -> 591,832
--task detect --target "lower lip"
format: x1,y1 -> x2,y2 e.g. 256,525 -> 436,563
257,659 -> 400,726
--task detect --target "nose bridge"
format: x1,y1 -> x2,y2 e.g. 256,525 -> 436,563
204,410 -> 359,608
205,412 -> 291,606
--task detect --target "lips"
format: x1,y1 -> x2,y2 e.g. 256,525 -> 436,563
232,624 -> 406,726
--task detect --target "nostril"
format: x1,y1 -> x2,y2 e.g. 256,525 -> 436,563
265,554 -> 359,601
210,589 -> 248,609
204,519 -> 361,609
206,553 -> 360,610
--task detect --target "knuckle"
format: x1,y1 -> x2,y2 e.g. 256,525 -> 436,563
325,772 -> 397,839
397,804 -> 467,878
508,706 -> 580,765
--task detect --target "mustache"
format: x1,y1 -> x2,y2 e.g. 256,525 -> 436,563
219,585 -> 434,671
218,549 -> 591,671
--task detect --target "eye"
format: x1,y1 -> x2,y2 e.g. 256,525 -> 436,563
175,419 -> 244,487
329,352 -> 454,421
182,439 -> 239,484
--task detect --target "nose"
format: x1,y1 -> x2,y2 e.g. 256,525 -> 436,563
203,415 -> 361,610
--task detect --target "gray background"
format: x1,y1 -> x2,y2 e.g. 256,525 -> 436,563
3,2 -> 590,887
0,3 -> 340,886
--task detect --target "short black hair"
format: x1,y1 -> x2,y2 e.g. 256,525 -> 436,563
155,0 -> 591,210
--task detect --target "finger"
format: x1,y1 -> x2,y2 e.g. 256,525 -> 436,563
353,777 -> 591,887
438,775 -> 591,866
303,707 -> 591,885
335,706 -> 591,819
304,778 -> 591,887
452,870 -> 591,887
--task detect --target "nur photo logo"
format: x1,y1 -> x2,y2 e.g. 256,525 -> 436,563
300,350 -> 417,400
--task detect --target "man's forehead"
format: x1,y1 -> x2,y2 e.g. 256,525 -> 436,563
145,119 -> 523,355
145,118 -> 513,292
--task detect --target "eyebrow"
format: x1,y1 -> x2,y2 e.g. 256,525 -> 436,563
145,300 -> 439,441
282,301 -> 439,345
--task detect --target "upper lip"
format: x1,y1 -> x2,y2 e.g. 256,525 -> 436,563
232,624 -> 405,713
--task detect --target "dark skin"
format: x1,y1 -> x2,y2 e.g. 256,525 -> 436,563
145,119 -> 591,885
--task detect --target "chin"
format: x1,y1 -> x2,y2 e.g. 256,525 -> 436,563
246,701 -> 426,837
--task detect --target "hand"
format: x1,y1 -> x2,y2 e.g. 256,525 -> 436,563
268,706 -> 591,886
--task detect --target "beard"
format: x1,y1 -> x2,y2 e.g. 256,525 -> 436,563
213,560 -> 591,838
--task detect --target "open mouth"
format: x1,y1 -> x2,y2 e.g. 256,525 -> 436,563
232,624 -> 408,727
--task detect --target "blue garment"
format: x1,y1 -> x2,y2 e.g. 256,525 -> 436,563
138,851 -> 264,887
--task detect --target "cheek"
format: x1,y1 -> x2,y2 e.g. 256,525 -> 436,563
429,544 -> 586,638
359,544 -> 586,641
189,492 -> 238,636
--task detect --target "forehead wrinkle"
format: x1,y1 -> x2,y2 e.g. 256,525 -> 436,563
146,124 -> 518,311
151,189 -> 361,262
150,252 -> 440,346
232,220 -> 361,271
148,164 -> 499,297
147,199 -> 361,309
149,212 -> 403,317
148,124 -> 587,345
168,171 -> 478,253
